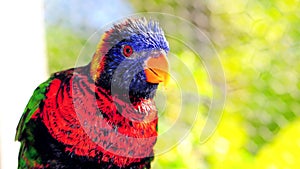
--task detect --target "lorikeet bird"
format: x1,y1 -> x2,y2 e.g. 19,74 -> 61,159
15,17 -> 169,169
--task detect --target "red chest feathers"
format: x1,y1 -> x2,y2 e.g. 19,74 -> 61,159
40,74 -> 158,166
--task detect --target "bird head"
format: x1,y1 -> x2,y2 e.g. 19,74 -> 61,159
90,17 -> 169,101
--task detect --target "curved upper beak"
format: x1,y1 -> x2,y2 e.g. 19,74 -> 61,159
144,50 -> 169,85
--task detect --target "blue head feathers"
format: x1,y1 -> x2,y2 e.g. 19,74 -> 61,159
92,17 -> 169,100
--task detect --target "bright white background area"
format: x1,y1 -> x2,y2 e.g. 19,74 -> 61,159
0,1 -> 47,168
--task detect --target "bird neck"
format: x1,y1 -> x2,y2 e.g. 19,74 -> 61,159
96,86 -> 157,121
89,53 -> 105,82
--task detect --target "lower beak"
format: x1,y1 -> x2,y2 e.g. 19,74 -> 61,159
144,51 -> 169,85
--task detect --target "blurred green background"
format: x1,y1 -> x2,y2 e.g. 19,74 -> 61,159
45,0 -> 300,168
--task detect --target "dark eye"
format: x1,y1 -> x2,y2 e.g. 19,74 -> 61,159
122,45 -> 133,57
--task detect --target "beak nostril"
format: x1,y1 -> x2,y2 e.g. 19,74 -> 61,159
151,50 -> 166,58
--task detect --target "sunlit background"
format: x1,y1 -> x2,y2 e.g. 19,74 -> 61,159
1,0 -> 300,168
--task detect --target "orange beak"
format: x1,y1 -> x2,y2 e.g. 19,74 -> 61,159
144,51 -> 169,85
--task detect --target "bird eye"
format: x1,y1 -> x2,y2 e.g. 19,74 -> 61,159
122,45 -> 133,57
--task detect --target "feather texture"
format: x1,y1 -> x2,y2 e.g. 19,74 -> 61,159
16,17 -> 169,169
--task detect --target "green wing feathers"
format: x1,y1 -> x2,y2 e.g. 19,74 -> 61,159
15,78 -> 53,141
